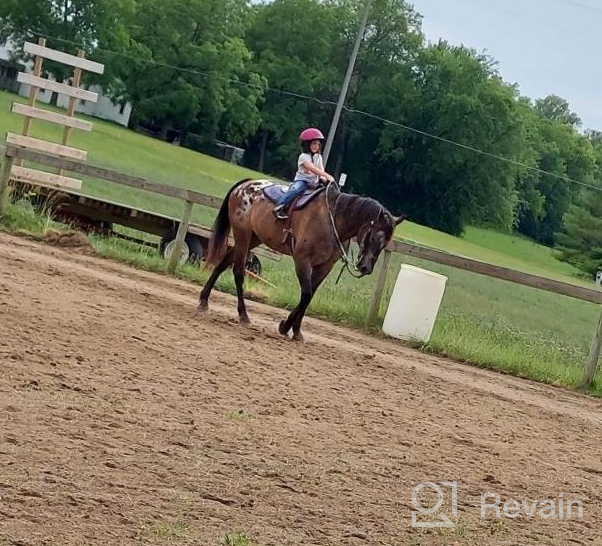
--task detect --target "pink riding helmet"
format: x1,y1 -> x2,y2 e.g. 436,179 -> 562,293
299,127 -> 325,142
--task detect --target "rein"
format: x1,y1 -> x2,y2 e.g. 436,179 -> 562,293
325,181 -> 366,281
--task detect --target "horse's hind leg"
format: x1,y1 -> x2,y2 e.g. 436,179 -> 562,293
198,249 -> 234,312
232,230 -> 255,325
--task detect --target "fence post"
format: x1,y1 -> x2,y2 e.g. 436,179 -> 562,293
166,199 -> 193,274
581,305 -> 602,389
17,37 -> 46,168
0,153 -> 15,216
58,49 -> 85,176
366,249 -> 392,327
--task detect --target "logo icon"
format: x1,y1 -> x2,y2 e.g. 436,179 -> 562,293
411,481 -> 457,528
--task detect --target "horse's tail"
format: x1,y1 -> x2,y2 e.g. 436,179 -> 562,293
204,178 -> 250,266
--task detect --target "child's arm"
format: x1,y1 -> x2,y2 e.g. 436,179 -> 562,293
301,159 -> 335,181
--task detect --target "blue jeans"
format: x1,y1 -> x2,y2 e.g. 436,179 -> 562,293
276,180 -> 307,207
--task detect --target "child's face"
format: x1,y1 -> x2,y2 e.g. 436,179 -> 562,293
310,140 -> 321,153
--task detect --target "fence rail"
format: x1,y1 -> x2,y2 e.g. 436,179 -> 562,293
17,72 -> 99,102
1,141 -> 601,387
387,240 -> 602,304
23,42 -> 105,74
1,144 -> 222,208
11,103 -> 93,131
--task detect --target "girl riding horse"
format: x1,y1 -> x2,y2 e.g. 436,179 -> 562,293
273,128 -> 335,219
198,171 -> 404,341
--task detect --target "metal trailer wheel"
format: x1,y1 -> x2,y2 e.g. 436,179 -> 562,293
246,253 -> 262,276
160,233 -> 205,265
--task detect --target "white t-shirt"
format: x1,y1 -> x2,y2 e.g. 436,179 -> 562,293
295,152 -> 323,187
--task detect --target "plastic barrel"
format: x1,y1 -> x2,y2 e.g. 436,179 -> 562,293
382,264 -> 448,343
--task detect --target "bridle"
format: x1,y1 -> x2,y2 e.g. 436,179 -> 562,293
325,180 -> 377,281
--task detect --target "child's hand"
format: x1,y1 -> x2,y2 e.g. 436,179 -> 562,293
326,174 -> 335,183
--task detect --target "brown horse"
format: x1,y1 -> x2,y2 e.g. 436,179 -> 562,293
198,178 -> 404,341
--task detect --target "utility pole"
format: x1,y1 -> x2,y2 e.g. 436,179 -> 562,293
323,0 -> 373,167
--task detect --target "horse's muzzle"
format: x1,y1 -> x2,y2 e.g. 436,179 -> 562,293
358,264 -> 371,276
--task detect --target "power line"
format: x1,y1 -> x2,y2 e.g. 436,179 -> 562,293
24,30 -> 602,193
345,108 -> 602,192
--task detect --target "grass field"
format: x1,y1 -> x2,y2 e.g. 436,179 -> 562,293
1,89 -> 600,395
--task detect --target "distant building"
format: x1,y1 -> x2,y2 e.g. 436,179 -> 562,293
214,140 -> 245,164
0,39 -> 24,94
0,37 -> 132,127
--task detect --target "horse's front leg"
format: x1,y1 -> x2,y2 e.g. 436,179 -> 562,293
289,261 -> 333,342
279,258 -> 312,341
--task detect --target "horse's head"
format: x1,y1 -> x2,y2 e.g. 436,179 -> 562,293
356,210 -> 405,276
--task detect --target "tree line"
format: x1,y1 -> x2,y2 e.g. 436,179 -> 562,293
2,0 -> 602,273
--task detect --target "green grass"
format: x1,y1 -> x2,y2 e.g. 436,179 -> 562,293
0,196 -> 56,232
144,520 -> 189,540
223,533 -> 257,546
1,89 -> 600,395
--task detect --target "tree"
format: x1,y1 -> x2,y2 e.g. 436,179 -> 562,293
244,0 -> 341,173
556,137 -> 602,274
355,41 -> 527,234
245,1 -> 544,236
244,0 -> 424,177
534,94 -> 581,128
326,0 -> 423,177
122,0 -> 264,144
0,0 -> 135,97
556,191 -> 602,275
517,103 -> 596,245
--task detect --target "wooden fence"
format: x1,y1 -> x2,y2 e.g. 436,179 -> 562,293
1,141 -> 601,389
0,143 -> 218,273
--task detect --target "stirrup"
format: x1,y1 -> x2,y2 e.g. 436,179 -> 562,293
282,228 -> 293,245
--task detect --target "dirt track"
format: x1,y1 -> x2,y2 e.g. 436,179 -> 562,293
1,232 -> 602,546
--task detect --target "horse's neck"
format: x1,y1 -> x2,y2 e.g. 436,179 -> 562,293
334,194 -> 369,241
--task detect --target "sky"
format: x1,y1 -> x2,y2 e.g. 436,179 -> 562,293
408,0 -> 602,131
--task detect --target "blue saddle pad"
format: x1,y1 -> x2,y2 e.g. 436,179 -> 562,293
263,184 -> 326,210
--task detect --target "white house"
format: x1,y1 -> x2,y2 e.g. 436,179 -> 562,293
0,37 -> 132,127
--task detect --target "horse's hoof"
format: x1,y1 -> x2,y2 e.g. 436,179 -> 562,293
239,315 -> 251,326
292,331 -> 305,343
279,320 -> 290,336
197,301 -> 208,314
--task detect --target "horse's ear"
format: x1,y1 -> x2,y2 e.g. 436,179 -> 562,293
394,214 -> 406,226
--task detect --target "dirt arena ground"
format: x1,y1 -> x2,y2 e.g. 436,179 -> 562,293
1,232 -> 602,546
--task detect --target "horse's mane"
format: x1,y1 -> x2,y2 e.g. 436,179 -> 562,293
335,192 -> 395,235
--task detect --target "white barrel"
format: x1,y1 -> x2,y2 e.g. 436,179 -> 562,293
382,264 -> 447,343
